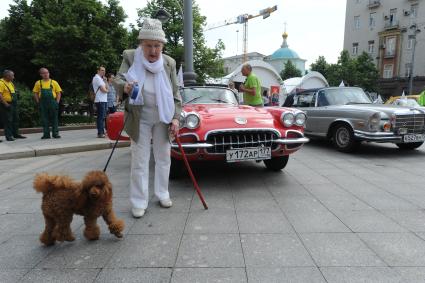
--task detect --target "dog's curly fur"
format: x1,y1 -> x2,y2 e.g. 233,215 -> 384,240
33,170 -> 125,246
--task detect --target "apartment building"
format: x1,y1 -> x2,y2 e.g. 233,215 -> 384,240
344,0 -> 425,96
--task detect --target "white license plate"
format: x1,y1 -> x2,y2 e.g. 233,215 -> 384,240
403,134 -> 425,143
226,147 -> 271,163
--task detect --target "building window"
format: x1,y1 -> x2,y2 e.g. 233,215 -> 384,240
368,41 -> 375,54
369,12 -> 376,28
385,37 -> 396,56
389,8 -> 397,25
354,16 -> 360,29
411,4 -> 418,18
352,43 -> 359,55
405,63 -> 412,78
407,35 -> 415,50
383,64 -> 394,78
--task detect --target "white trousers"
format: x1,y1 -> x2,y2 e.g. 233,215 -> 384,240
129,121 -> 171,209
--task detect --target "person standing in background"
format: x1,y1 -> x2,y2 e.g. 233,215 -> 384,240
92,66 -> 109,138
106,73 -> 117,114
239,64 -> 263,107
33,68 -> 62,139
0,70 -> 26,141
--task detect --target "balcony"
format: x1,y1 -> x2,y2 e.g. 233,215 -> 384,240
368,0 -> 381,8
385,20 -> 399,30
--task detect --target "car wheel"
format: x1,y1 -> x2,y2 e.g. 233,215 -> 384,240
332,124 -> 358,152
264,156 -> 289,171
170,158 -> 185,179
396,142 -> 424,150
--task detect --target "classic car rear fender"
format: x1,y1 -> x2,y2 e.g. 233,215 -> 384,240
326,119 -> 355,139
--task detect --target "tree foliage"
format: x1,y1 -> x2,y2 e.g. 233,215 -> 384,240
137,0 -> 225,83
280,60 -> 302,80
310,51 -> 379,92
0,0 -> 129,103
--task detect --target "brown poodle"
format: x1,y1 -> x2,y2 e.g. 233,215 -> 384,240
33,170 -> 125,246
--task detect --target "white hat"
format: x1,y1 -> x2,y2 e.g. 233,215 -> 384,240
138,18 -> 167,43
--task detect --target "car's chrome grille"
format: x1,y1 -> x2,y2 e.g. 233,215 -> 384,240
205,130 -> 280,154
394,114 -> 425,134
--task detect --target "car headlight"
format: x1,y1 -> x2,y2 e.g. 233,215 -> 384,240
185,113 -> 200,129
281,113 -> 295,127
368,113 -> 381,131
295,113 -> 307,126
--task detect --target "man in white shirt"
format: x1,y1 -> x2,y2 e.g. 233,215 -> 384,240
92,66 -> 109,138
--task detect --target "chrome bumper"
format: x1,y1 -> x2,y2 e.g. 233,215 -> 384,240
171,137 -> 310,149
354,130 -> 402,142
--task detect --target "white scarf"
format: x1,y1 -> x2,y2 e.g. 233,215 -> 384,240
125,47 -> 175,124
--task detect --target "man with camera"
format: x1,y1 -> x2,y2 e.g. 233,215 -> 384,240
92,66 -> 109,138
0,70 -> 26,141
33,67 -> 62,139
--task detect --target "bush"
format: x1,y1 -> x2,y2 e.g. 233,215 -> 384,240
60,115 -> 94,125
16,82 -> 41,128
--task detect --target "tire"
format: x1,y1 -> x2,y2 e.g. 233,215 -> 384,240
264,156 -> 289,171
396,142 -> 424,150
331,124 -> 359,153
170,158 -> 185,179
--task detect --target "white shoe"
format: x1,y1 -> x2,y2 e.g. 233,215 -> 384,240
131,208 -> 145,218
159,199 -> 173,208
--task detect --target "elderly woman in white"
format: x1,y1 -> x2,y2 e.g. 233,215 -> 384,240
113,18 -> 182,218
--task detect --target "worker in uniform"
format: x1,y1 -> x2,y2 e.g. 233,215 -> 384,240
33,68 -> 62,139
0,70 -> 26,141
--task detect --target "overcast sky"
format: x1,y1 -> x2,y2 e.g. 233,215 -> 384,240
1,0 -> 346,67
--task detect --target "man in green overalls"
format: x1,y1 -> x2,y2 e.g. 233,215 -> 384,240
33,68 -> 62,139
0,70 -> 26,141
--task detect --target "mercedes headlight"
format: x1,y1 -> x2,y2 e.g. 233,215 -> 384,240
185,113 -> 200,129
295,113 -> 307,126
368,113 -> 381,131
281,113 -> 295,127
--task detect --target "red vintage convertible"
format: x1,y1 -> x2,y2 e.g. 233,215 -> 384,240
107,86 -> 309,174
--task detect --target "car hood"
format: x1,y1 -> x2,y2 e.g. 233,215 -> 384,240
329,103 -> 425,117
183,104 -> 277,129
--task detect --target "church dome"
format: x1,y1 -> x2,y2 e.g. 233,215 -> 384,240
270,32 -> 300,60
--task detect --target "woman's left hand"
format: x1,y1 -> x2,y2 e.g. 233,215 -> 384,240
169,118 -> 180,139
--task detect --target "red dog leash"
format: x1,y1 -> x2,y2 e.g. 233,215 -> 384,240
175,134 -> 208,210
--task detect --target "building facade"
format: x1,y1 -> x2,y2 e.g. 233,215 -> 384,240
264,32 -> 306,75
222,32 -> 306,78
344,0 -> 425,96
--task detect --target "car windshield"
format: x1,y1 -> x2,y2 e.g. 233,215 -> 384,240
182,87 -> 238,105
394,98 -> 420,107
319,88 -> 372,106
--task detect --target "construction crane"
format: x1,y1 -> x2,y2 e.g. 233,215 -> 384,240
206,5 -> 278,63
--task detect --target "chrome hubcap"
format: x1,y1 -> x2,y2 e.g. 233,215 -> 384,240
336,128 -> 350,147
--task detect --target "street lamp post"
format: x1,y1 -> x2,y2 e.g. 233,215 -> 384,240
183,0 -> 196,85
409,24 -> 421,95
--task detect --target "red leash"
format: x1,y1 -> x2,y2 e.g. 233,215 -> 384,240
175,135 -> 208,210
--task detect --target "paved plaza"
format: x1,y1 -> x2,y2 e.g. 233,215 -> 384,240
0,140 -> 424,282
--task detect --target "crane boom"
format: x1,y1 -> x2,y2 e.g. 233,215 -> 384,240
205,5 -> 277,63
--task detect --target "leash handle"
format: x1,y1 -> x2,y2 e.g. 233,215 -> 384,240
175,134 -> 208,210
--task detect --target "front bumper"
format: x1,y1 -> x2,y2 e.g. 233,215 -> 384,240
171,137 -> 310,149
354,130 -> 425,143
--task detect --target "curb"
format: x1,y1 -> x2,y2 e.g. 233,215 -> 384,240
0,141 -> 130,161
0,125 -> 96,135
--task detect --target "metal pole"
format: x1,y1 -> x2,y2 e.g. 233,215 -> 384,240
409,34 -> 417,95
183,0 -> 197,85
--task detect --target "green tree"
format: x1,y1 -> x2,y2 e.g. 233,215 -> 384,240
280,60 -> 302,80
354,52 -> 379,92
310,56 -> 329,78
137,0 -> 225,83
0,0 -> 130,103
316,51 -> 378,91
